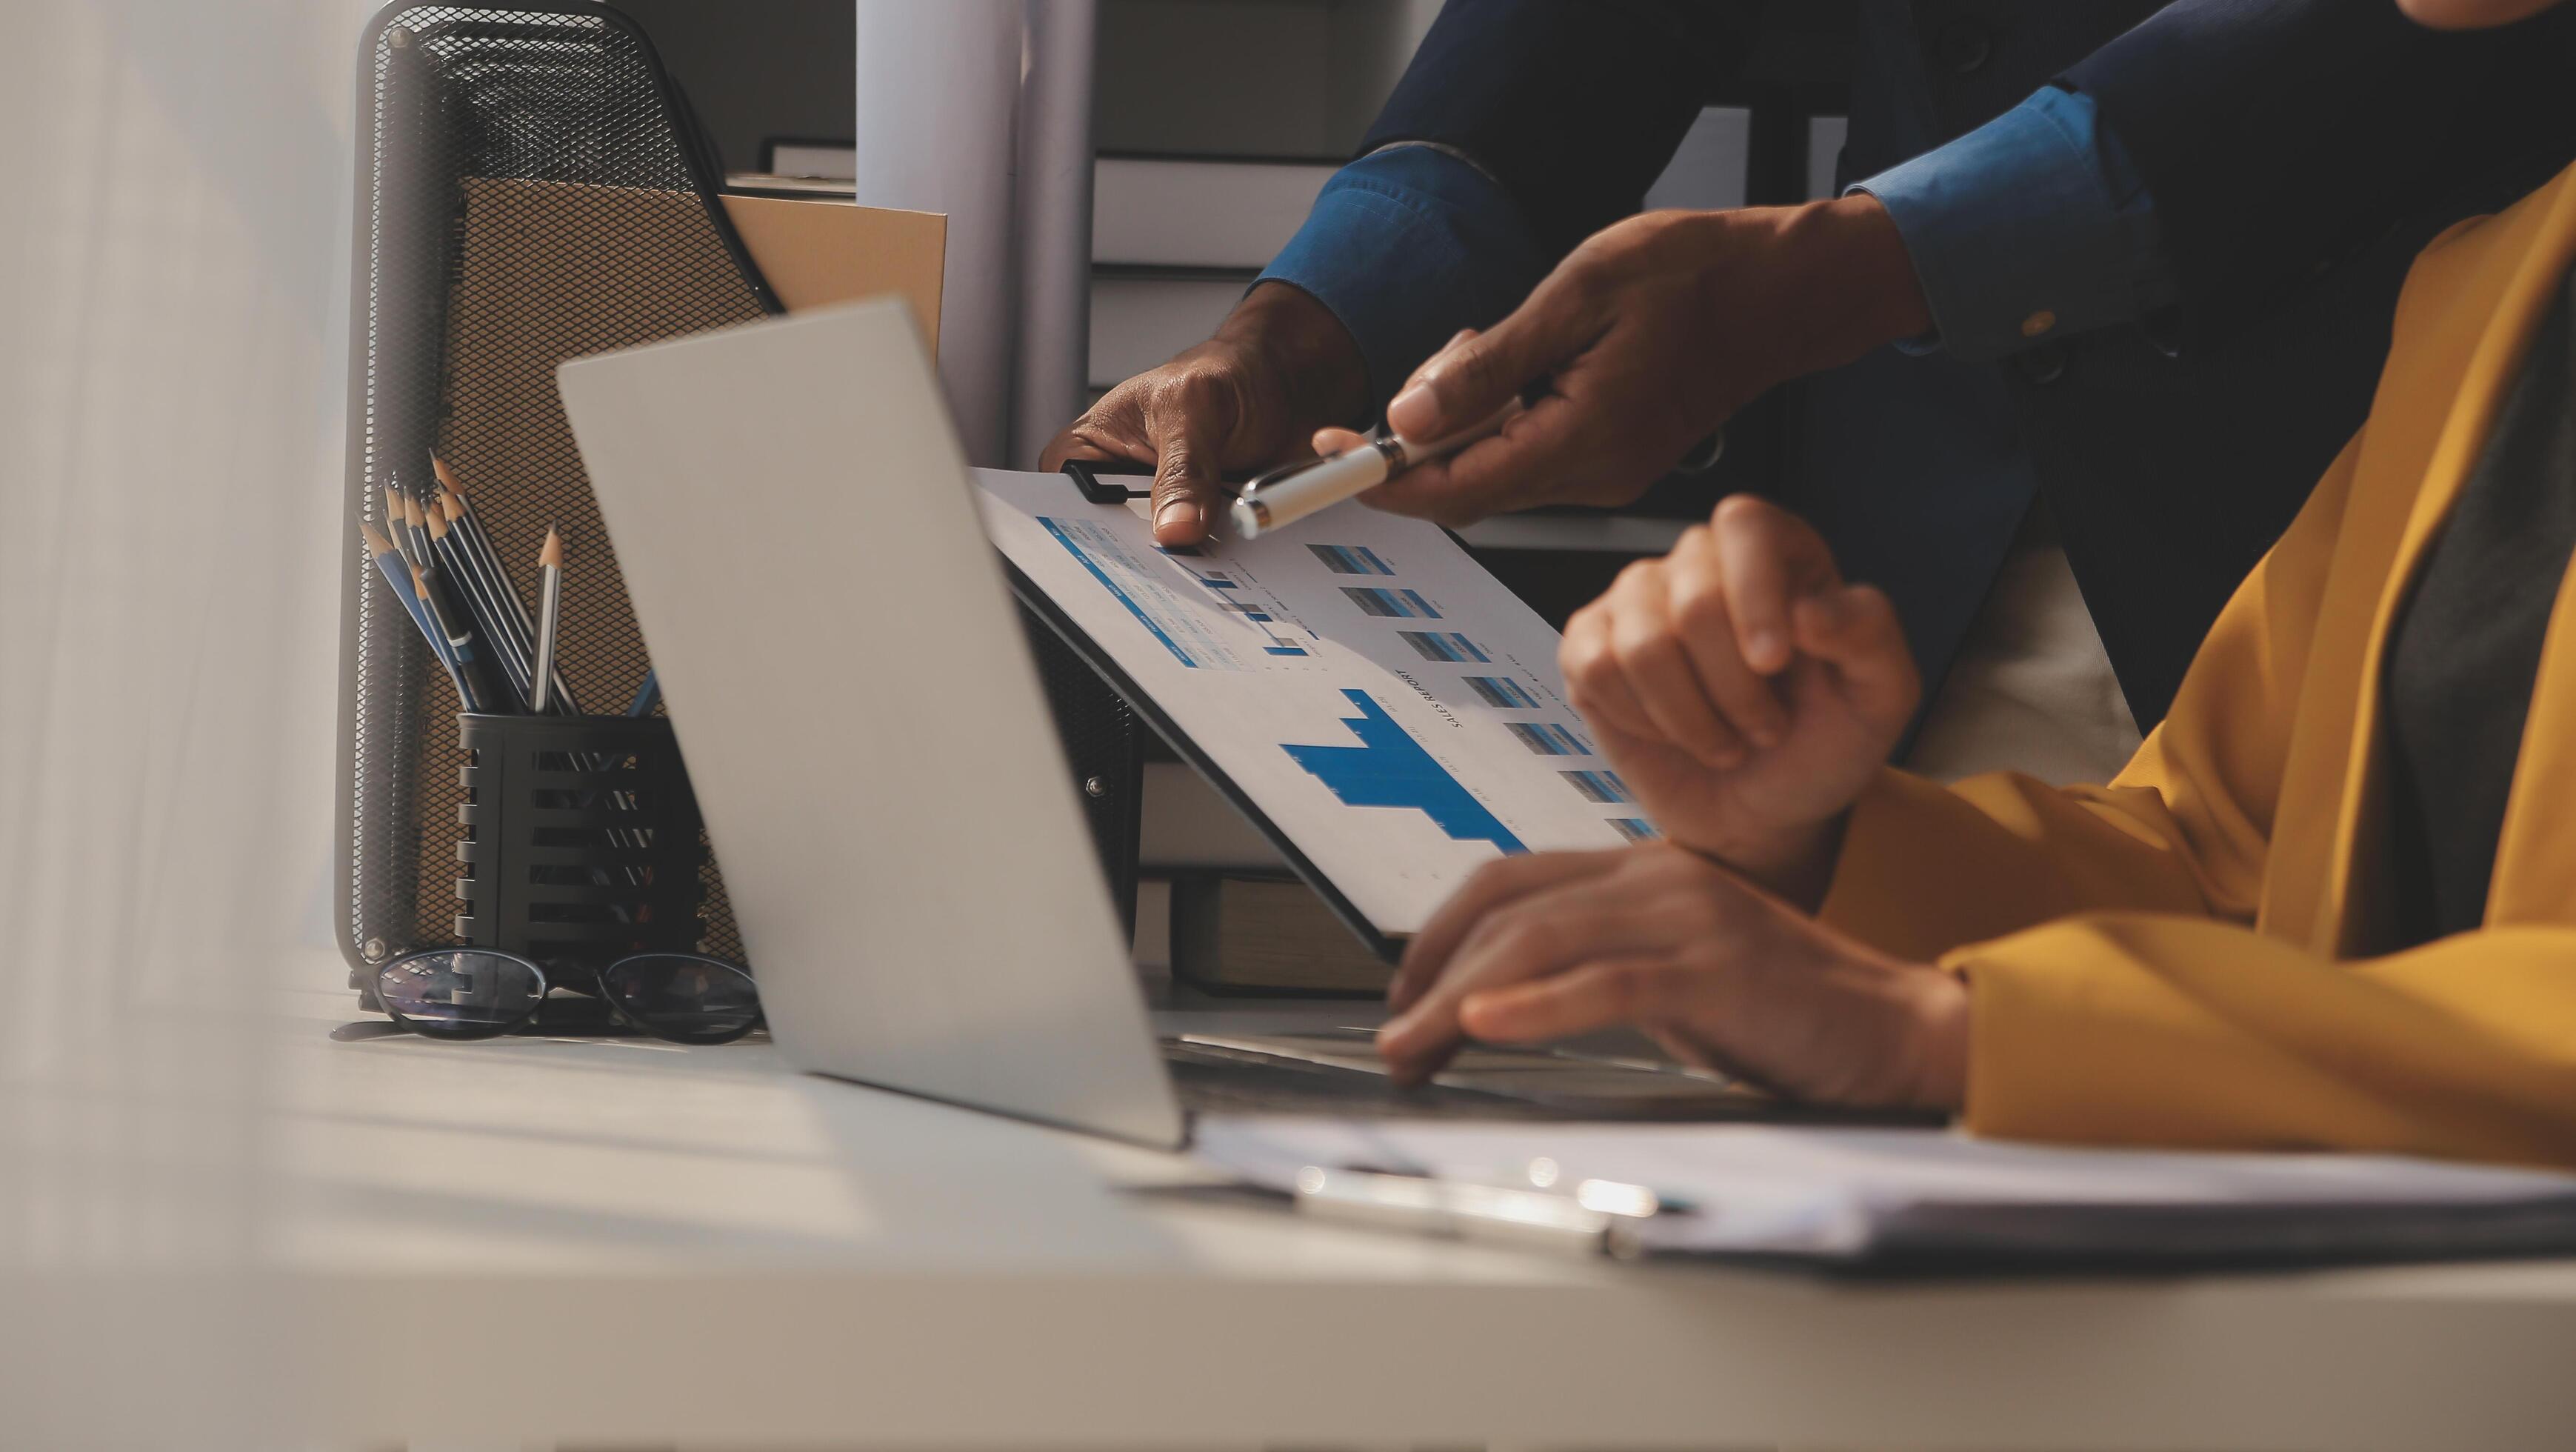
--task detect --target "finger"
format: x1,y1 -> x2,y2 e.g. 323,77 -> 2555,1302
1139,387 -> 1229,546
1558,600 -> 1661,743
1309,425 -> 1369,456
1458,955 -> 1695,1045
1385,280 -> 1595,442
1606,562 -> 1746,770
1367,390 -> 1597,525
1710,495 -> 1840,676
1040,394 -> 1155,474
1660,527 -> 1789,750
1381,887 -> 1677,1082
1389,850 -> 1625,1014
1792,583 -> 1921,726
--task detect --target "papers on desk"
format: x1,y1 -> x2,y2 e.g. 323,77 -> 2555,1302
975,469 -> 1648,940
1193,1117 -> 2576,1270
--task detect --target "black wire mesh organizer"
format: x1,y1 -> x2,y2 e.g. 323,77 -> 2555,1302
335,2 -> 1143,1000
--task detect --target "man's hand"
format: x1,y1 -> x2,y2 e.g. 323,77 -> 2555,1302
1559,495 -> 1918,906
1041,282 -> 1369,547
1314,196 -> 1932,528
1378,844 -> 1967,1107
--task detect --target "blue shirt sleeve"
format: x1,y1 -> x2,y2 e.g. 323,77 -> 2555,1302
1256,143 -> 1552,416
1851,84 -> 2178,362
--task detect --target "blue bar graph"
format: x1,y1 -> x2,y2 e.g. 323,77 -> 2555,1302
1400,630 -> 1492,664
1308,543 -> 1396,576
1561,769 -> 1633,805
1282,690 -> 1526,853
1343,586 -> 1439,619
1463,675 -> 1541,709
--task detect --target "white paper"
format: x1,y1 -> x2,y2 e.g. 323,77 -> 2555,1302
1193,1117 -> 2576,1262
974,469 -> 1654,936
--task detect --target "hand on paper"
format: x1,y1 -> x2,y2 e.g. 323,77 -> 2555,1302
1313,196 -> 1932,527
1042,282 -> 1369,547
1378,843 -> 1966,1108
1559,495 -> 1918,907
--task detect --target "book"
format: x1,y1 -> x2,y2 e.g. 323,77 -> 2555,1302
1167,871 -> 1392,994
1092,155 -> 1338,269
1088,270 -> 1252,387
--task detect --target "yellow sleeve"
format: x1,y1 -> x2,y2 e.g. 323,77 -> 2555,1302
1818,430 -> 2363,962
1957,916 -> 2576,1168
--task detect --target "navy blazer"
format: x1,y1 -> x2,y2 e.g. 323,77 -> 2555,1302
1359,0 -> 2576,727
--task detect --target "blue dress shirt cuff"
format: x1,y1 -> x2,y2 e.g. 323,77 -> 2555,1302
1258,144 -> 1552,415
1852,85 -> 2177,362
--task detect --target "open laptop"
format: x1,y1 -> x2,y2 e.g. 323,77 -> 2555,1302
558,300 -> 1791,1149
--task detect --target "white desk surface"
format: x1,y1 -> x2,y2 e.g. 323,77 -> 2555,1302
273,961 -> 2576,1451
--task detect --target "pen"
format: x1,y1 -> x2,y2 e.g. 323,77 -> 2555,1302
1230,401 -> 1521,542
1289,1164 -> 1653,1259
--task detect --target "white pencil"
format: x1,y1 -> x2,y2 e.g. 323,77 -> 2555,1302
531,524 -> 564,714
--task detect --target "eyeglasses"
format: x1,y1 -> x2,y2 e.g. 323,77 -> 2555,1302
376,948 -> 761,1045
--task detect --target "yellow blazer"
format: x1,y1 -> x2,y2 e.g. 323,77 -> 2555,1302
1819,161 -> 2576,1168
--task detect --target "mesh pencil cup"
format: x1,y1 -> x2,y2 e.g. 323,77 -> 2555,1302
453,712 -> 709,965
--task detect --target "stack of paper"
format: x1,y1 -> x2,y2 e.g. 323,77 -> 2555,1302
1194,1117 -> 2576,1270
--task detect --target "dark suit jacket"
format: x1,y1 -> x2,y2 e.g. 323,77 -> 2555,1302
1361,0 -> 2576,727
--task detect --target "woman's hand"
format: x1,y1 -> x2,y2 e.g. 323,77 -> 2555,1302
1556,494 -> 1918,905
1378,845 -> 1968,1108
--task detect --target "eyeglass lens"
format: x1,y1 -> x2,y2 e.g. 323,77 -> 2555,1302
598,953 -> 761,1045
376,949 -> 547,1039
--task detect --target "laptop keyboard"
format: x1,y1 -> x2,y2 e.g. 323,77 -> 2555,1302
1160,1028 -> 1942,1125
1162,1038 -> 1570,1119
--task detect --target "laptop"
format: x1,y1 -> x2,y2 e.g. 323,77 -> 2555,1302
558,300 -> 1793,1149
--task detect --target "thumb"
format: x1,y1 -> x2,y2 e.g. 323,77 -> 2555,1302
1144,404 -> 1226,547
1792,585 -> 1919,727
1385,279 -> 1592,441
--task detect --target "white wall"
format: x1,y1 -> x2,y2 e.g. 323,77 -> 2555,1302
0,0 -> 364,1440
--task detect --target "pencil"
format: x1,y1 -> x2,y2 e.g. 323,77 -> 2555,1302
361,519 -> 464,700
398,490 -> 436,570
436,456 -> 576,713
409,552 -> 501,713
531,525 -> 564,713
404,559 -> 484,710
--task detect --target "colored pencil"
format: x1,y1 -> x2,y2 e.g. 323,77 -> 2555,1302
362,519 -> 472,704
532,524 -> 564,714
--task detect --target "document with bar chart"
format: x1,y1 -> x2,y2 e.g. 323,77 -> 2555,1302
974,468 -> 1659,946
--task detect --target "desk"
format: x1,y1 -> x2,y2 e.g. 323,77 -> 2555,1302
273,958 -> 2576,1451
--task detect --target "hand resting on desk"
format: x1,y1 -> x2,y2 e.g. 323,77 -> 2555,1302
1376,843 -> 1969,1113
1376,491 -> 1961,1111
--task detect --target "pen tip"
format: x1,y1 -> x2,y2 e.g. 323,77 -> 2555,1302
431,454 -> 458,491
439,488 -> 463,522
408,561 -> 430,599
539,524 -> 563,569
359,520 -> 396,556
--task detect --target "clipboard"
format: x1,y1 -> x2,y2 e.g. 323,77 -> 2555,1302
1009,459 -> 1406,966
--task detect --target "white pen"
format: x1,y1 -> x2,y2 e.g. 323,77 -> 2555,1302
1229,400 -> 1523,541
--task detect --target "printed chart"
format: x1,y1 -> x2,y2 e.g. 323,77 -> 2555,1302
978,469 -> 1661,936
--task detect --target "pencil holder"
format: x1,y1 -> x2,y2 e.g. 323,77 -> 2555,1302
453,712 -> 708,965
